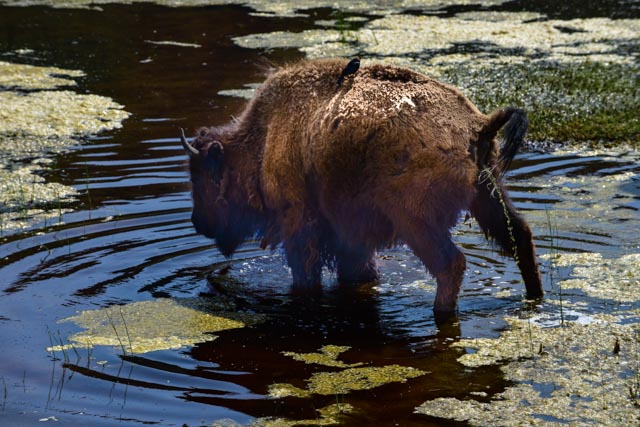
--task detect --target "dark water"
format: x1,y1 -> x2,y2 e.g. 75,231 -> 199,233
1,3 -> 639,426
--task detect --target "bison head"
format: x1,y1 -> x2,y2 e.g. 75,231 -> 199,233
182,127 -> 258,257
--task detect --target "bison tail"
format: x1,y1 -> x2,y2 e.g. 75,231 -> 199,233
481,107 -> 529,174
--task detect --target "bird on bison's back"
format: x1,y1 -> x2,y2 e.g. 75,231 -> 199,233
336,57 -> 360,87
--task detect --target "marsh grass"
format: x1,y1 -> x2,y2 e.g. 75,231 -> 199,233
630,329 -> 640,405
83,159 -> 93,218
119,307 -> 133,355
331,10 -> 360,46
545,209 -> 565,326
443,61 -> 640,145
105,310 -> 128,356
1,376 -> 7,411
46,327 -> 68,363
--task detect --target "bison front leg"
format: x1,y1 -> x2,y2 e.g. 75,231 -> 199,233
336,244 -> 379,284
283,220 -> 323,290
400,223 -> 467,317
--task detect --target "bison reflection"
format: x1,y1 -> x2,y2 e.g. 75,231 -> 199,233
182,58 -> 543,316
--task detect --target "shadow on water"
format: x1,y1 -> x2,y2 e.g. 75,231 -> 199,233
0,2 -> 639,426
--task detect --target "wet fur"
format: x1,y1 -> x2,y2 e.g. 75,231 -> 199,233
185,58 -> 543,315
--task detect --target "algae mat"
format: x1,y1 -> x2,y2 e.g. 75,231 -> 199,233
47,298 -> 262,354
417,317 -> 640,426
0,60 -> 129,232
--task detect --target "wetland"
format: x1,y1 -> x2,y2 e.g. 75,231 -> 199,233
0,1 -> 638,426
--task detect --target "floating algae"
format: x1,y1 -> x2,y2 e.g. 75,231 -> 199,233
0,162 -> 76,229
2,90 -> 129,139
416,317 -> 640,426
46,298 -> 262,354
253,403 -> 355,427
0,61 -> 83,90
0,1 -> 510,16
542,252 -> 640,304
232,11 -> 640,144
0,60 -> 129,233
233,12 -> 639,65
282,345 -> 364,368
269,364 -> 427,398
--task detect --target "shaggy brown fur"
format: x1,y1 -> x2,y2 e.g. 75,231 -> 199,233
183,58 -> 543,317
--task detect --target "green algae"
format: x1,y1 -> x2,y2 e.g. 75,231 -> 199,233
0,1 -> 509,16
1,90 -> 129,138
253,403 -> 354,426
272,344 -> 427,400
232,10 -> 640,144
307,365 -> 426,395
0,162 -> 77,228
282,345 -> 364,368
418,317 -> 640,426
0,61 -> 83,90
0,60 -> 130,234
46,297 -> 261,354
541,252 -> 640,304
269,364 -> 427,398
441,61 -> 640,144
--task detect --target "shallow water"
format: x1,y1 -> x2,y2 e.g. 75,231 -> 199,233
0,3 -> 639,426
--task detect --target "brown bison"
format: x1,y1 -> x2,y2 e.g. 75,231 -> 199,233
182,58 -> 543,317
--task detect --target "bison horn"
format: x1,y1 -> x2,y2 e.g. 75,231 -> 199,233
180,128 -> 199,156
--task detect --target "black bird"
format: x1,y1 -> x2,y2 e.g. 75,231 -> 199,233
336,57 -> 360,87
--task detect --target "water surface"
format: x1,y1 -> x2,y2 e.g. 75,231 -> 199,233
0,3 -> 638,426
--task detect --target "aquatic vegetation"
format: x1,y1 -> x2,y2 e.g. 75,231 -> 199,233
2,90 -> 129,139
233,11 -> 640,144
442,61 -> 640,144
282,345 -> 364,368
0,60 -> 130,233
417,317 -> 640,425
253,403 -> 354,426
0,162 -> 76,229
0,60 -> 83,90
0,0 -> 510,16
269,364 -> 427,398
542,252 -> 640,304
45,298 -> 260,354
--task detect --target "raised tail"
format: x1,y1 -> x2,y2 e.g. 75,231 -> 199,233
480,107 -> 529,174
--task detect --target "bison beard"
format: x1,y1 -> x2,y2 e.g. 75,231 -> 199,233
182,58 -> 543,319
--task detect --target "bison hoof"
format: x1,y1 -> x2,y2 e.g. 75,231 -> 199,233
433,307 -> 458,325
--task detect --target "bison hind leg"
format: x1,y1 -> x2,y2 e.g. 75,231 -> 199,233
394,218 -> 466,317
471,176 -> 543,299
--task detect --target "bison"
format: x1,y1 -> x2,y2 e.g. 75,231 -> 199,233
182,58 -> 543,317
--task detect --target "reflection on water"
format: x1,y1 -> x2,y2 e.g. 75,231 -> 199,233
0,3 -> 638,426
